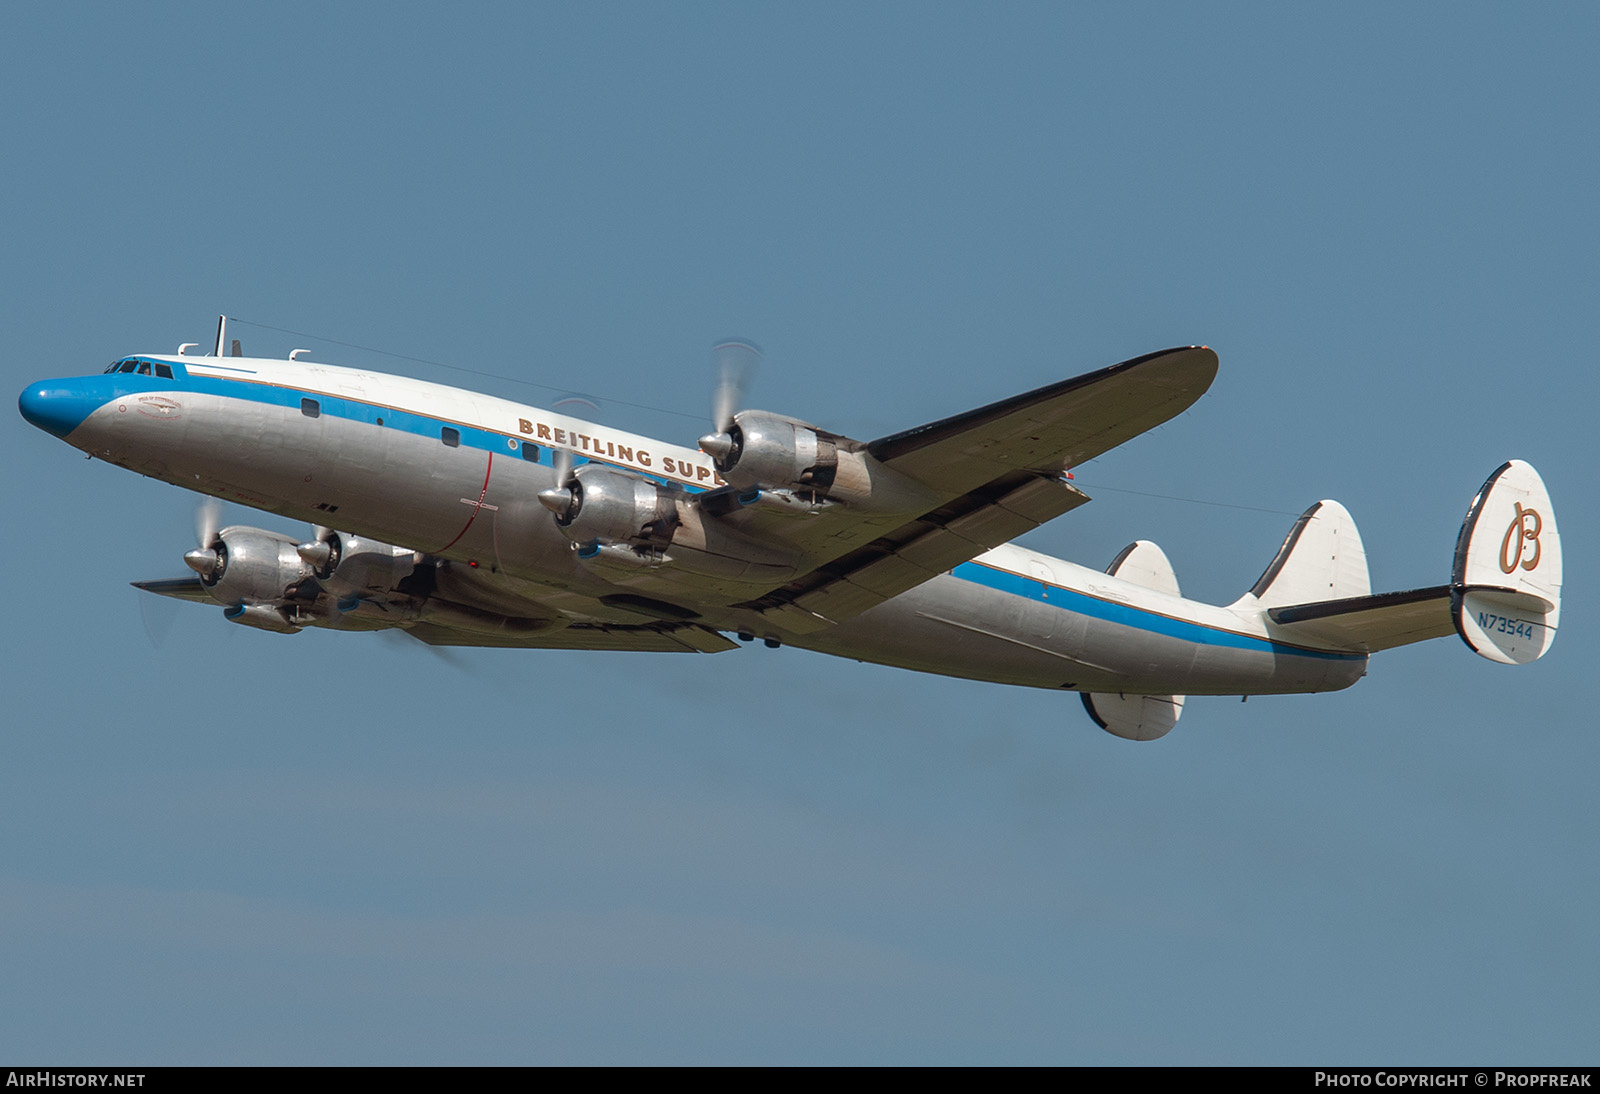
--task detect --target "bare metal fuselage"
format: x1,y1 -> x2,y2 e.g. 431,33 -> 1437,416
30,353 -> 1366,698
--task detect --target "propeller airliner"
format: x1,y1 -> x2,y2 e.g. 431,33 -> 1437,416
19,318 -> 1562,740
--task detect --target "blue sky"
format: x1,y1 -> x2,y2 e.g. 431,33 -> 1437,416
3,2 -> 1595,1064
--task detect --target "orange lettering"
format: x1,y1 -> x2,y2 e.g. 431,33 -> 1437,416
1499,503 -> 1543,574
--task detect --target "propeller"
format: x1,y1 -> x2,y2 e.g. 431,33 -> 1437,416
700,339 -> 760,463
537,445 -> 577,521
296,524 -> 335,573
183,497 -> 224,579
535,392 -> 599,522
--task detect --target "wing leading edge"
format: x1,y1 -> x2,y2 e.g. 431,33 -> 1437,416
867,345 -> 1219,493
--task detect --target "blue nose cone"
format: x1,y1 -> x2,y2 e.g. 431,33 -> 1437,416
19,379 -> 104,439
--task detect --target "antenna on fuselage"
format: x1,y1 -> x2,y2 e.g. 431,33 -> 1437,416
209,316 -> 243,356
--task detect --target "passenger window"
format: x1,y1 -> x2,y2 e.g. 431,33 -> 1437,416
441,427 -> 460,448
521,442 -> 541,462
301,398 -> 321,418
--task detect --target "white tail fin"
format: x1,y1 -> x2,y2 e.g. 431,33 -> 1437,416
1246,462 -> 1559,664
1233,500 -> 1370,611
1450,460 -> 1561,664
1082,692 -> 1184,741
1088,541 -> 1185,740
1105,539 -> 1181,596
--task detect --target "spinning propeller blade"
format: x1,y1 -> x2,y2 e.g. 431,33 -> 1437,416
702,339 -> 760,460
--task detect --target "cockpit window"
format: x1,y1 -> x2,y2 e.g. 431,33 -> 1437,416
154,363 -> 173,379
137,362 -> 152,376
118,361 -> 138,373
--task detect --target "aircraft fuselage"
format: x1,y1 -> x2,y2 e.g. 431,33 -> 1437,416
20,351 -> 1367,701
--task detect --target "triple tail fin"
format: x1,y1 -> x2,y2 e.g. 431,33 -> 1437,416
1449,460 -> 1561,664
1085,540 -> 1186,741
1232,499 -> 1371,610
1244,462 -> 1561,663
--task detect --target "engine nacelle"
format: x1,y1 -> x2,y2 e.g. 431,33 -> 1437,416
299,531 -> 419,599
224,602 -> 302,633
553,465 -> 677,548
703,411 -> 934,513
708,411 -> 840,498
194,526 -> 315,607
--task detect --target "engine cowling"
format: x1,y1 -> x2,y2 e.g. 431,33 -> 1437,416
703,411 -> 839,498
297,531 -> 419,599
700,411 -> 934,513
188,526 -> 315,607
543,464 -> 678,548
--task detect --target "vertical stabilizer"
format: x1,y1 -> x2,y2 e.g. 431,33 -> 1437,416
1105,539 -> 1181,596
1451,460 -> 1560,664
1082,692 -> 1184,741
1234,500 -> 1370,610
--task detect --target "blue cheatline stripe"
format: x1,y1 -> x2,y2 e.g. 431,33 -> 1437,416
52,367 -> 712,492
180,371 -> 546,463
951,560 -> 1363,662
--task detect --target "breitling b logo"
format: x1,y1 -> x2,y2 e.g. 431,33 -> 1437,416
1499,502 -> 1542,574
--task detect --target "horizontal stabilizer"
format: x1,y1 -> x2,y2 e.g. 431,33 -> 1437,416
1256,461 -> 1560,663
1082,692 -> 1184,741
1268,585 -> 1454,653
1450,460 -> 1561,664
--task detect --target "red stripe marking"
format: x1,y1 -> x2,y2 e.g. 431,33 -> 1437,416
434,453 -> 495,554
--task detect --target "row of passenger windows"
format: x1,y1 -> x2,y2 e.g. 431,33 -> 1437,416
104,358 -> 174,379
299,398 -> 541,461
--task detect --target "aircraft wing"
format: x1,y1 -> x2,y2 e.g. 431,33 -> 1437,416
133,577 -> 216,604
405,620 -> 738,653
866,345 -> 1219,495
135,578 -> 738,652
733,346 -> 1218,630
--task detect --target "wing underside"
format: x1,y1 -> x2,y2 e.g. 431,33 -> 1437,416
134,577 -> 737,652
404,620 -> 738,652
742,470 -> 1090,630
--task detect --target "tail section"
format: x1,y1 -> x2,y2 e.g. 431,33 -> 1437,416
1450,460 -> 1561,664
1087,540 -> 1186,740
1251,461 -> 1560,664
1233,499 -> 1371,611
1082,692 -> 1184,742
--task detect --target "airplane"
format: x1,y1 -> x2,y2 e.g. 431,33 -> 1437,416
18,317 -> 1562,740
